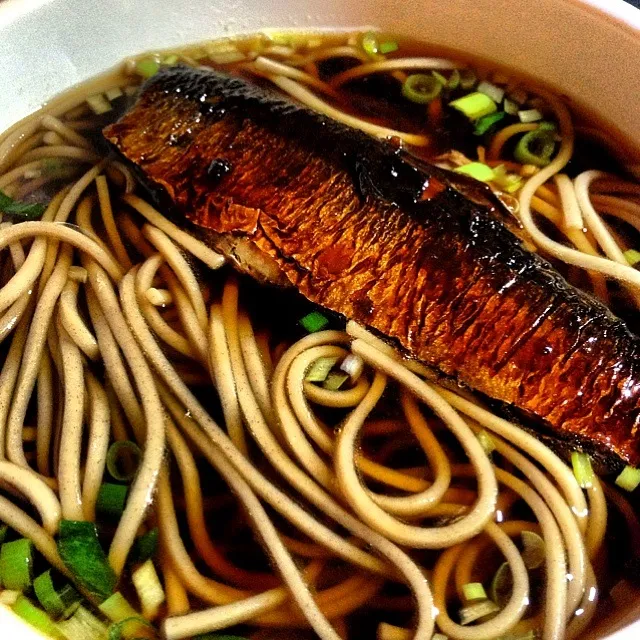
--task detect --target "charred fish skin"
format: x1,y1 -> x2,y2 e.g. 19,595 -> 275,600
105,66 -> 640,468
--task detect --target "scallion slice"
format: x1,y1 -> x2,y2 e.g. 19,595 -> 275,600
462,582 -> 487,602
0,189 -> 46,220
33,570 -> 81,620
299,311 -> 329,333
57,605 -> 109,640
108,616 -> 156,640
459,599 -> 500,625
616,466 -> 640,492
86,94 -> 112,115
474,111 -> 506,136
305,357 -> 339,383
361,31 -> 379,56
105,87 -> 123,101
477,80 -> 505,104
513,125 -> 556,167
490,562 -> 512,608
323,371 -> 349,391
163,54 -> 179,66
0,524 -> 8,544
57,520 -> 117,602
135,59 -> 160,79
521,530 -> 545,570
624,249 -> 640,267
503,98 -> 518,115
518,108 -> 543,123
379,40 -> 399,54
129,528 -> 159,565
476,430 -> 496,454
131,559 -> 165,620
447,69 -> 461,90
106,440 -> 142,482
97,483 -> 129,517
340,354 -> 364,380
101,592 -> 155,639
0,538 -> 33,590
571,452 -> 594,489
453,162 -> 495,183
402,73 -> 443,104
449,92 -> 497,120
12,595 -> 66,640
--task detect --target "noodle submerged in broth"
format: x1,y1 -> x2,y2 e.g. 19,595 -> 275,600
0,29 -> 639,640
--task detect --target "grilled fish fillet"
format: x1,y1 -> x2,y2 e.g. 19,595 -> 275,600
105,66 -> 640,468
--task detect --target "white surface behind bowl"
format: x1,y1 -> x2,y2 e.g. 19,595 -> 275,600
0,0 -> 639,638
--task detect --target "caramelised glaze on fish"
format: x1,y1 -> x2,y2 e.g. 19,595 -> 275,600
105,66 -> 640,468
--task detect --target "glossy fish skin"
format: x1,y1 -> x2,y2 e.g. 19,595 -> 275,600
105,66 -> 640,468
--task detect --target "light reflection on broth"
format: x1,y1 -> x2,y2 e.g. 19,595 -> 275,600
0,29 -> 639,640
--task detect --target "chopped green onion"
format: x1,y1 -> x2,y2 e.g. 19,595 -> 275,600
474,111 -> 506,136
379,40 -> 399,54
129,528 -> 159,565
454,163 -> 495,183
0,189 -> 46,220
518,108 -> 543,123
299,311 -> 329,333
0,589 -> 20,606
624,249 -> 640,267
521,530 -> 545,570
57,520 -> 117,602
503,98 -> 518,115
135,59 -> 160,79
402,73 -> 443,104
58,605 -> 109,640
97,483 -> 129,517
477,80 -> 505,104
101,593 -> 155,639
340,354 -> 364,380
615,466 -> 640,492
476,430 -> 495,454
305,357 -> 339,383
449,92 -> 497,120
100,591 -> 139,621
106,440 -> 142,482
432,71 -> 448,86
490,562 -> 512,608
459,69 -> 477,90
86,93 -> 112,115
131,559 -> 165,620
571,452 -> 594,489
513,126 -> 556,167
462,582 -> 488,602
34,570 -> 81,620
0,538 -> 33,590
459,599 -> 500,625
105,87 -> 123,101
323,371 -> 349,391
361,31 -> 379,56
492,165 -> 523,193
12,595 -> 66,640
0,524 -> 8,544
108,616 -> 155,640
163,54 -> 179,66
447,69 -> 461,90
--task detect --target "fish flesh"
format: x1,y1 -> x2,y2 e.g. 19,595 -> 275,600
104,66 -> 640,469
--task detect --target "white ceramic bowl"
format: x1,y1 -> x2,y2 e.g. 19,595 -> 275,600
1,0 -> 639,637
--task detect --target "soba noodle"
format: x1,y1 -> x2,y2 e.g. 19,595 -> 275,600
0,28 -> 638,640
